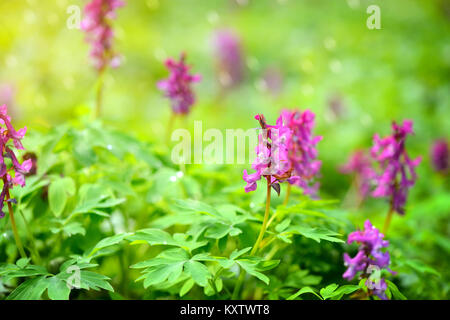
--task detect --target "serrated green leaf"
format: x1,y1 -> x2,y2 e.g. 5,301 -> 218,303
47,276 -> 71,300
184,260 -> 211,287
6,276 -> 49,300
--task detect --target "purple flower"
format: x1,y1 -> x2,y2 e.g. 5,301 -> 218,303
213,29 -> 244,89
280,109 -> 322,197
431,139 -> 448,173
0,104 -> 31,217
343,220 -> 394,300
371,120 -> 421,215
340,150 -> 376,199
81,0 -> 125,72
243,114 -> 297,193
158,53 -> 202,115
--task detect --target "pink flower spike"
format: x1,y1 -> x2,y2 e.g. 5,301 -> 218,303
158,53 -> 202,115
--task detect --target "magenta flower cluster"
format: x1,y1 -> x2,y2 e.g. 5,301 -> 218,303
243,114 -> 296,193
340,150 -> 376,199
343,220 -> 394,300
0,105 -> 32,218
281,109 -> 322,197
81,0 -> 125,72
213,29 -> 244,89
158,53 -> 202,115
431,139 -> 448,173
371,120 -> 422,215
243,110 -> 321,196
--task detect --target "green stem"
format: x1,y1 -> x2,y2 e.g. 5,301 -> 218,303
95,71 -> 104,118
283,183 -> 291,206
166,113 -> 176,145
382,207 -> 394,235
250,179 -> 272,256
232,178 -> 272,299
18,209 -> 41,264
4,186 -> 26,259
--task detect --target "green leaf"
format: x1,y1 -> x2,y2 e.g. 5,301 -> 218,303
47,276 -> 71,300
180,279 -> 195,297
287,287 -> 321,300
286,226 -> 344,243
175,199 -> 220,216
128,229 -> 207,252
275,219 -> 291,233
6,276 -> 49,300
237,259 -> 270,285
70,184 -> 125,218
184,260 -> 211,287
319,283 -> 339,300
89,233 -> 133,257
386,280 -> 407,300
142,264 -> 183,288
49,178 -> 69,217
132,248 -> 189,288
326,285 -> 359,300
16,258 -> 31,269
78,271 -> 114,292
1,264 -> 48,282
230,247 -> 252,260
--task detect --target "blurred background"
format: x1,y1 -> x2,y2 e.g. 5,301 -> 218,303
0,0 -> 449,299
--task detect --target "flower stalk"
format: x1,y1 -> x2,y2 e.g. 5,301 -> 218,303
3,177 -> 26,258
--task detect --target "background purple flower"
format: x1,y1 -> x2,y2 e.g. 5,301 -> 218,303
213,29 -> 244,89
261,67 -> 283,96
81,0 -> 125,72
157,53 -> 202,115
371,120 -> 421,215
281,109 -> 322,197
431,139 -> 448,173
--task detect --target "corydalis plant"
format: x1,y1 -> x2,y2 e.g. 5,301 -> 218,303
343,220 -> 395,300
280,109 -> 322,201
81,0 -> 124,117
243,114 -> 297,194
158,53 -> 202,115
237,113 -> 295,298
213,29 -> 244,90
81,0 -> 124,72
430,139 -> 448,174
158,53 -> 201,143
0,104 -> 31,258
371,120 -> 421,233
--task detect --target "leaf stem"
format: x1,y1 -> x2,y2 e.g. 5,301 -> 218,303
283,183 -> 291,206
18,208 -> 41,264
166,113 -> 176,145
382,207 -> 394,235
250,178 -> 272,256
95,71 -> 105,118
3,182 -> 26,259
232,178 -> 272,299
